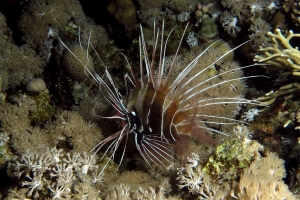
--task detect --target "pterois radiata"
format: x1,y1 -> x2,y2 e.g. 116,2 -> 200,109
57,22 -> 263,174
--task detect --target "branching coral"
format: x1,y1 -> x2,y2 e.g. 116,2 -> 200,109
283,0 -> 300,27
254,82 -> 300,106
254,29 -> 300,76
254,29 -> 300,105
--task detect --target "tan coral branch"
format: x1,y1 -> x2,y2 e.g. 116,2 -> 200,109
254,29 -> 300,76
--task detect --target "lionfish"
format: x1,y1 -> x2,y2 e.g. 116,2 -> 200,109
58,22 -> 261,174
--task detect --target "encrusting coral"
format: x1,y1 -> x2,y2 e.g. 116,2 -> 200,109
202,137 -> 264,177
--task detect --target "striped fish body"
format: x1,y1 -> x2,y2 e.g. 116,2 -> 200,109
125,86 -> 183,139
123,81 -> 201,165
56,23 -> 260,171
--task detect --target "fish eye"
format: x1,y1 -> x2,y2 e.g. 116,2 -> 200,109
131,111 -> 136,116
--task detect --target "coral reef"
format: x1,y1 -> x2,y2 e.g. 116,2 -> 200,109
0,0 -> 299,199
177,153 -> 231,199
202,137 -> 264,177
7,148 -> 100,199
28,91 -> 56,125
107,0 -> 137,27
0,12 -> 44,90
104,171 -> 178,199
238,152 -> 296,200
136,0 -> 197,27
0,93 -> 102,154
19,0 -> 85,47
176,134 -> 295,199
248,18 -> 272,52
45,110 -> 103,153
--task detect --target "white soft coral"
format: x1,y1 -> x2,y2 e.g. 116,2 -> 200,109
78,151 -> 98,174
220,11 -> 241,37
242,108 -> 261,122
21,174 -> 44,199
8,148 -> 100,199
177,153 -> 204,194
177,165 -> 205,194
48,183 -> 71,200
